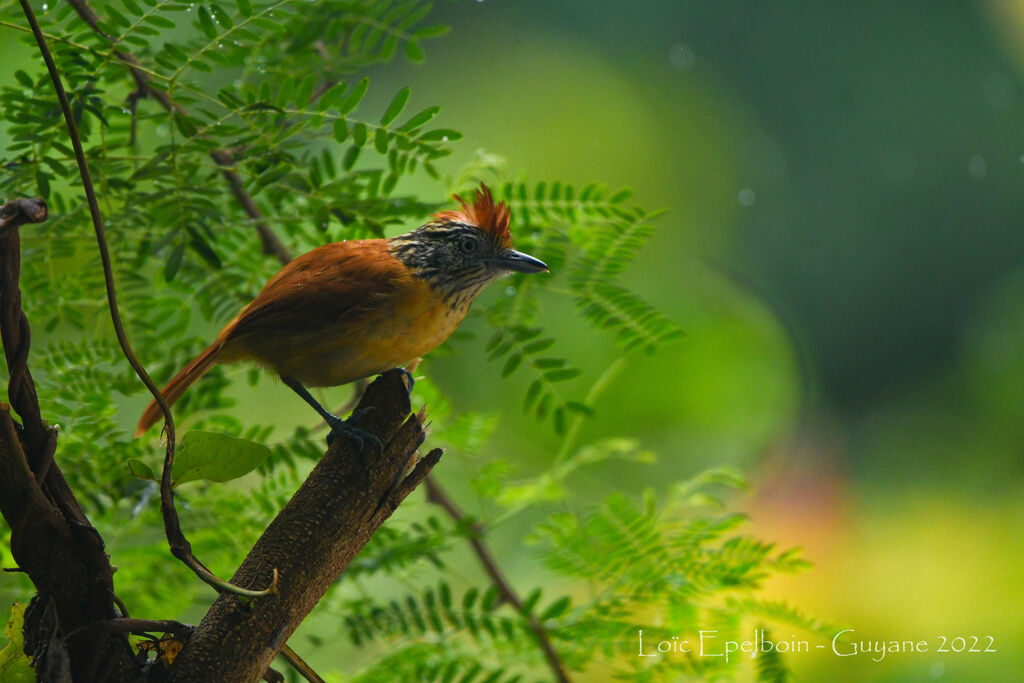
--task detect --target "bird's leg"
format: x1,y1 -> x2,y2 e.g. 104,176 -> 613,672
280,376 -> 382,456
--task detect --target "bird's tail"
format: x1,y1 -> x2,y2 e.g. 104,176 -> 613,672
135,341 -> 223,437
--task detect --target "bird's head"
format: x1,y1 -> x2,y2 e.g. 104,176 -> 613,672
390,184 -> 548,307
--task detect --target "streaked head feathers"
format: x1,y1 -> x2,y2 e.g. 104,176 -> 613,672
434,183 -> 512,248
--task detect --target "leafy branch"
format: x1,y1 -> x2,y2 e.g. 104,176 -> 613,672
0,0 -> 818,679
17,0 -> 277,599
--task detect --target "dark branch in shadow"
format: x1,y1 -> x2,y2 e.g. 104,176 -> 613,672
0,199 -> 138,680
165,370 -> 441,682
51,4 -> 569,680
19,0 -> 275,602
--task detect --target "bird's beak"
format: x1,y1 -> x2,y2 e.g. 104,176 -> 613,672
498,249 -> 549,273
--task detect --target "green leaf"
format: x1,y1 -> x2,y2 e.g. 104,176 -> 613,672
41,157 -> 70,177
343,145 -> 360,170
106,5 -> 131,27
251,15 -> 286,32
404,39 -> 424,62
236,0 -> 251,17
523,379 -> 542,411
520,588 -> 542,615
609,187 -> 633,203
565,401 -> 594,416
397,105 -> 440,132
144,14 -> 175,28
197,5 -> 218,39
172,430 -> 272,486
352,122 -> 367,147
501,354 -> 521,378
35,169 -> 49,198
14,70 -> 34,89
337,77 -> 369,116
126,458 -> 158,481
186,224 -> 222,268
209,3 -> 232,28
333,119 -> 348,143
540,596 -> 571,621
462,587 -> 478,610
164,42 -> 189,62
418,128 -> 461,142
295,74 -> 315,107
522,338 -> 555,354
163,244 -> 184,281
374,128 -> 388,154
380,86 -> 410,126
0,604 -> 33,683
243,102 -> 284,114
413,25 -> 449,39
276,77 -> 295,107
318,82 -> 346,111
544,367 -> 581,382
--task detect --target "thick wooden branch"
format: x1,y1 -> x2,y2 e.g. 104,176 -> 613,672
0,407 -> 137,682
0,198 -> 140,681
0,198 -> 51,471
50,8 -> 569,680
166,370 -> 441,682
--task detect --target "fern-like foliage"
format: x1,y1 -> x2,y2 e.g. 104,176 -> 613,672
321,466 -> 822,681
466,178 -> 684,433
0,2 -> 816,681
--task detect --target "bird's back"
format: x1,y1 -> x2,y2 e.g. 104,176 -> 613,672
220,239 -> 469,386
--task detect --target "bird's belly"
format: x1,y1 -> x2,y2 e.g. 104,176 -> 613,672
261,298 -> 466,387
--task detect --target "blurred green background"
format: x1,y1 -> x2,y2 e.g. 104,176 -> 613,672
372,0 -> 1024,679
3,0 -> 1024,680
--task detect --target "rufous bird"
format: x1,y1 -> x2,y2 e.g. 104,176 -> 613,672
136,184 -> 547,448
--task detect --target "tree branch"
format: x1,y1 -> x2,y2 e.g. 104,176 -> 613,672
65,0 -> 293,265
54,6 -> 571,680
165,370 -> 441,681
425,478 -> 572,683
0,200 -> 139,680
0,197 -> 51,477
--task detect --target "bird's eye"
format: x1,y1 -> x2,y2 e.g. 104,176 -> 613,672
459,235 -> 478,253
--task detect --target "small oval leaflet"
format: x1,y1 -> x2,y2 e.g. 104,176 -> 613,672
127,431 -> 271,486
173,430 -> 272,485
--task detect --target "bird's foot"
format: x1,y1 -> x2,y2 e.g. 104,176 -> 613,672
394,367 -> 415,392
325,408 -> 382,458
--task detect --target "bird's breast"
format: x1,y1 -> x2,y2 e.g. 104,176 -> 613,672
376,283 -> 469,358
270,279 -> 469,387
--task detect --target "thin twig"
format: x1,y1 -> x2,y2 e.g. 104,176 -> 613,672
19,0 -> 275,600
279,644 -> 326,683
63,0 -> 293,264
55,3 -> 570,678
424,478 -> 572,683
68,618 -> 193,640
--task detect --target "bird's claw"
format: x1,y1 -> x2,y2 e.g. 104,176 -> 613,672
325,409 -> 382,459
395,367 -> 415,392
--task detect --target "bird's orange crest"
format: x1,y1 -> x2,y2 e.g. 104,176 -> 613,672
435,183 -> 513,248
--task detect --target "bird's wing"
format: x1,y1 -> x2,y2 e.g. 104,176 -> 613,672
225,239 -> 407,340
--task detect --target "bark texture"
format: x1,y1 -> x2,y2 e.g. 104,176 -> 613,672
166,370 -> 441,682
1,198 -> 140,681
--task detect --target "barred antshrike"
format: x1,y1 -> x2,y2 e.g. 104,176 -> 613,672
136,184 -> 547,448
